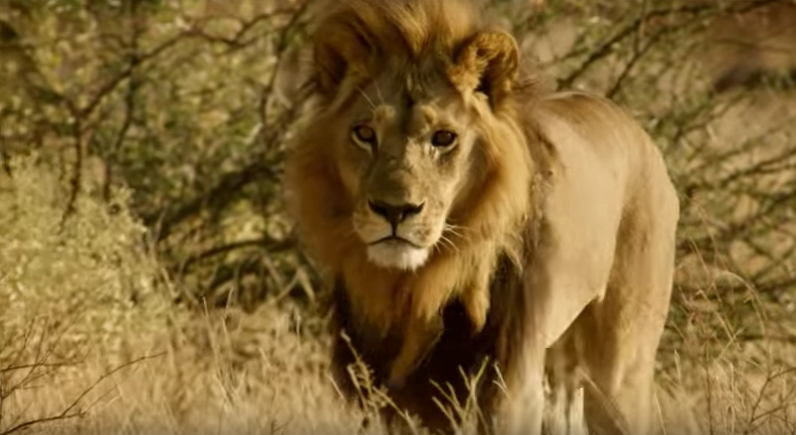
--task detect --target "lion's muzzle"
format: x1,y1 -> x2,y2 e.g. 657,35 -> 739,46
355,195 -> 442,271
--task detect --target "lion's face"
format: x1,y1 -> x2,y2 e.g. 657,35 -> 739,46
334,73 -> 481,270
294,3 -> 525,272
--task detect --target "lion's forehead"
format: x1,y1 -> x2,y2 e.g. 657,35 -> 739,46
358,93 -> 463,139
352,65 -> 464,124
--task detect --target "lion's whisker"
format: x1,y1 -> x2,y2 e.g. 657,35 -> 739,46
444,223 -> 469,232
443,224 -> 468,240
444,227 -> 464,238
437,234 -> 459,255
375,81 -> 386,106
357,86 -> 377,111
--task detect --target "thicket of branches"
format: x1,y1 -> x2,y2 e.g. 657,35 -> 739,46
1,0 -> 795,370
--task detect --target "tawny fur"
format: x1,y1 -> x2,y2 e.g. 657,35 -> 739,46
284,1 -> 679,434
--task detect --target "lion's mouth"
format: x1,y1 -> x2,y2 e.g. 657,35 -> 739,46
370,235 -> 425,249
365,235 -> 430,271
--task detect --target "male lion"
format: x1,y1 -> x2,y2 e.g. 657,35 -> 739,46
285,1 -> 680,434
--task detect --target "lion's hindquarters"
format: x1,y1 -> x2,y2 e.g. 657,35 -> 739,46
593,151 -> 678,435
579,186 -> 676,435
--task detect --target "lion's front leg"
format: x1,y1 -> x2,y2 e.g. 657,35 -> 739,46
544,328 -> 589,435
387,317 -> 442,389
491,340 -> 546,435
544,375 -> 588,435
500,364 -> 545,435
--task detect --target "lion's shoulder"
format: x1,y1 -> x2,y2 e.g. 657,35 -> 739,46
529,91 -> 669,181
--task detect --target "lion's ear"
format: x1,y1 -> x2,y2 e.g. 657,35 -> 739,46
313,19 -> 373,95
450,31 -> 519,107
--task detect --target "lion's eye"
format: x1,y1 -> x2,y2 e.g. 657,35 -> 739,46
431,130 -> 457,147
352,125 -> 377,145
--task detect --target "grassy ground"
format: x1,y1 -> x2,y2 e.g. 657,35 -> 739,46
1,138 -> 795,435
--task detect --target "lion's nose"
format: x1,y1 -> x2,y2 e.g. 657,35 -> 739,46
368,200 -> 424,227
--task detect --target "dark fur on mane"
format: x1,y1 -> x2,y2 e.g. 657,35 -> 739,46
330,223 -> 540,434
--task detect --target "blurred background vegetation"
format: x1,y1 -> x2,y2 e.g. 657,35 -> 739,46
1,0 -> 795,434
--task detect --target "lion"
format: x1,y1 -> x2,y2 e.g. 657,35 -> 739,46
284,1 -> 680,434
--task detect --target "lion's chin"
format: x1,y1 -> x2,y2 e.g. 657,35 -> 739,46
366,240 -> 429,271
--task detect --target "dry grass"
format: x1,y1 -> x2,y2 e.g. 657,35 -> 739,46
1,156 -> 795,435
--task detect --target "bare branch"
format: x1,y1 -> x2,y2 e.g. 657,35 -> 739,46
0,353 -> 165,435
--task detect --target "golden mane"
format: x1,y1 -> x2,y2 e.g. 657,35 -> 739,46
305,0 -> 551,104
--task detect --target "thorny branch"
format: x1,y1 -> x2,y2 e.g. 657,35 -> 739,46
0,353 -> 165,435
559,0 -> 788,88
